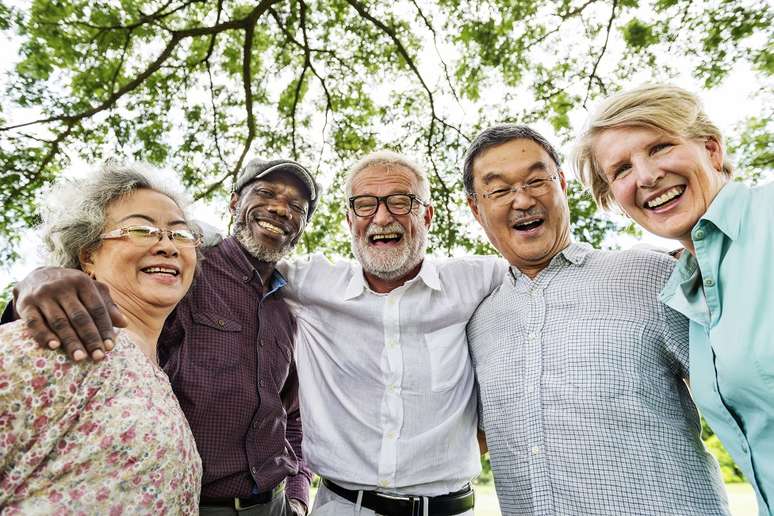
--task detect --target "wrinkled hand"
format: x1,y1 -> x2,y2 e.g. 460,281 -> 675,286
14,267 -> 127,361
287,498 -> 307,516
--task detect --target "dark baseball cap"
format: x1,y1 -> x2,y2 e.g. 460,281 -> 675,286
234,158 -> 319,220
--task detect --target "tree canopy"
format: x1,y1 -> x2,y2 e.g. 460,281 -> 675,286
0,0 -> 771,269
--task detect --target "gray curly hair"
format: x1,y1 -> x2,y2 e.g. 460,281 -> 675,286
40,161 -> 192,269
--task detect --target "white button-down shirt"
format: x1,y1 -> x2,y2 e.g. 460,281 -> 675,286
279,254 -> 506,496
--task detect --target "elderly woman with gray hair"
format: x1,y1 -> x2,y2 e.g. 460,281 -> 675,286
0,163 -> 202,513
575,83 -> 774,515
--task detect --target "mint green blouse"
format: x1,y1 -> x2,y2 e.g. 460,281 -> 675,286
661,181 -> 774,516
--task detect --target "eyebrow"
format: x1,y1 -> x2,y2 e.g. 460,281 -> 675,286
116,214 -> 188,226
480,161 -> 549,184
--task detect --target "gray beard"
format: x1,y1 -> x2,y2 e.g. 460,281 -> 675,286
234,219 -> 295,263
351,222 -> 427,281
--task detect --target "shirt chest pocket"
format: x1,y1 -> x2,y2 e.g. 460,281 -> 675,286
424,322 -> 471,392
190,312 -> 243,371
562,317 -> 644,400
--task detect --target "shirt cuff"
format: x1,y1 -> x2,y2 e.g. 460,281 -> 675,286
285,472 -> 311,507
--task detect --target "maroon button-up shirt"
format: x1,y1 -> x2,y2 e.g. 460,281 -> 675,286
158,236 -> 311,502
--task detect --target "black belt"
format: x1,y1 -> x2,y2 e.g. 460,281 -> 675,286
200,482 -> 285,510
323,479 -> 474,516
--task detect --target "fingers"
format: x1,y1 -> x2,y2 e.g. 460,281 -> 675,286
25,300 -> 91,362
22,305 -> 62,351
15,268 -> 121,362
61,295 -> 109,360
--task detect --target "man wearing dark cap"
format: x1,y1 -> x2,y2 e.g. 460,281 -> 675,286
4,158 -> 318,515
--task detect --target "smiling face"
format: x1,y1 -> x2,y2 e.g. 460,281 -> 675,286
347,164 -> 433,289
468,138 -> 571,277
83,188 -> 196,312
230,170 -> 309,263
592,125 -> 727,250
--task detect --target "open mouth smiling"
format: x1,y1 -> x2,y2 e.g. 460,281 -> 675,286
645,185 -> 685,209
512,217 -> 545,232
141,266 -> 180,276
369,232 -> 403,245
249,211 -> 290,236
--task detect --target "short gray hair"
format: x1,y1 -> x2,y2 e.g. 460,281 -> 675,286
462,125 -> 562,196
345,150 -> 431,202
40,161 -> 192,269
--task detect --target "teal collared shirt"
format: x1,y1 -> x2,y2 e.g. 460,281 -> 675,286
660,181 -> 774,516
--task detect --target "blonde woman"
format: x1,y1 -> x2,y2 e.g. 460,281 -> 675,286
575,84 -> 773,515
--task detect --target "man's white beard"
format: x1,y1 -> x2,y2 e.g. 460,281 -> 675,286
234,217 -> 296,263
351,221 -> 427,281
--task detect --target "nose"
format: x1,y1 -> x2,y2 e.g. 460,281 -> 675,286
151,231 -> 179,256
509,189 -> 537,211
371,201 -> 395,225
632,157 -> 664,188
266,201 -> 291,219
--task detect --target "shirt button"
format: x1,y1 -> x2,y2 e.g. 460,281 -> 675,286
386,339 -> 397,348
703,278 -> 715,288
379,480 -> 390,487
694,229 -> 705,240
531,446 -> 541,456
251,467 -> 257,475
217,319 -> 225,327
259,379 -> 265,387
527,384 -> 535,394
242,275 -> 250,282
387,431 -> 396,439
252,421 -> 258,429
528,333 -> 538,342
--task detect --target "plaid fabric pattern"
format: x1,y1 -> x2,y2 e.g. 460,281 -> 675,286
467,243 -> 730,516
158,236 -> 311,501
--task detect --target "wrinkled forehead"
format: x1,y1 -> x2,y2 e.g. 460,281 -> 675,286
351,164 -> 420,196
105,188 -> 187,226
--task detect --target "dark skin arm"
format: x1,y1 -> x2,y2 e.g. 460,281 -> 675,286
12,267 -> 126,361
478,430 -> 488,455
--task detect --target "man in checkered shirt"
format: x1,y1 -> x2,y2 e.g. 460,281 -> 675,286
463,124 -> 730,516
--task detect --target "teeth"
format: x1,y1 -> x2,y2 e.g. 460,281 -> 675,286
257,221 -> 285,234
647,187 -> 684,208
371,232 -> 401,241
514,219 -> 542,229
143,267 -> 177,276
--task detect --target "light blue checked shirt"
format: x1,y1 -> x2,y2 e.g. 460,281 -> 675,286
468,243 -> 729,516
661,181 -> 774,516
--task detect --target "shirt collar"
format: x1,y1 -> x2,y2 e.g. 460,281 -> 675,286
342,258 -> 440,300
698,181 -> 745,241
508,241 -> 591,282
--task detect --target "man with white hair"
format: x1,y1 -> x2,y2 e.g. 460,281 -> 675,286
277,151 -> 505,516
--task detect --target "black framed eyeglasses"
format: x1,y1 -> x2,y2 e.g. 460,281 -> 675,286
348,193 -> 429,217
100,225 -> 202,248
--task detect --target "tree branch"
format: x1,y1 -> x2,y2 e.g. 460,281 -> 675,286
583,0 -> 617,108
1,0 -> 280,133
409,0 -> 460,105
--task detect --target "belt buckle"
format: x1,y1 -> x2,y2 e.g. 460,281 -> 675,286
234,498 -> 244,510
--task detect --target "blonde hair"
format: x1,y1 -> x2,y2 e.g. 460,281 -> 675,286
574,83 -> 733,210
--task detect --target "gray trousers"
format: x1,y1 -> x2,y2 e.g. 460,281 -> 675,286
199,493 -> 289,516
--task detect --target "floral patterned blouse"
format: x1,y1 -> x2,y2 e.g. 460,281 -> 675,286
0,321 -> 201,515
